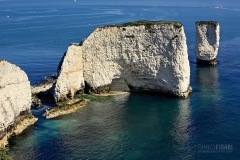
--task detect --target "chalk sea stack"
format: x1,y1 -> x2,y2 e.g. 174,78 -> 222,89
54,20 -> 191,101
54,44 -> 85,102
195,21 -> 220,65
0,59 -> 37,147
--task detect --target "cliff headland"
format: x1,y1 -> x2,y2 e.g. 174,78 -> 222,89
0,60 -> 37,147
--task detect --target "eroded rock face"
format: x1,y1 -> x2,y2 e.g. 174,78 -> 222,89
55,21 -> 191,99
54,44 -> 85,102
82,21 -> 191,97
0,59 -> 32,137
195,21 -> 220,64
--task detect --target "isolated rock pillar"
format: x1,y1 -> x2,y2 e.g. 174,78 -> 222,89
195,21 -> 220,65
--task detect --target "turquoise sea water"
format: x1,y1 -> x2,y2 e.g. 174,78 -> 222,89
1,2 -> 240,160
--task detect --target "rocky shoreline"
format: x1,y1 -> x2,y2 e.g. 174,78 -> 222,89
0,113 -> 37,147
197,58 -> 217,65
93,91 -> 130,97
31,75 -> 56,106
43,97 -> 88,119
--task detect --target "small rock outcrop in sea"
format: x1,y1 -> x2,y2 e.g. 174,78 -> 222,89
54,44 -> 85,102
195,21 -> 220,65
43,97 -> 88,119
55,20 -> 191,99
31,75 -> 57,106
0,59 -> 37,147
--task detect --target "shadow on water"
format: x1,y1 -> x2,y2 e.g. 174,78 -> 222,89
197,65 -> 219,83
190,65 -> 227,159
120,94 -> 192,160
193,64 -> 220,116
8,92 -> 194,160
7,60 -> 223,160
9,64 -> 237,159
92,93 -> 193,160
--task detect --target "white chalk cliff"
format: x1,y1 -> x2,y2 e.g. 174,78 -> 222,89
55,21 -> 191,100
0,59 -> 33,139
195,21 -> 220,64
54,44 -> 84,102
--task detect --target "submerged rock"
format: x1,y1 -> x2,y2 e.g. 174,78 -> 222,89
0,59 -> 37,147
195,21 -> 220,65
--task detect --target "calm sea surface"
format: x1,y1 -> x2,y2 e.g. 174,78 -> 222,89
0,2 -> 240,160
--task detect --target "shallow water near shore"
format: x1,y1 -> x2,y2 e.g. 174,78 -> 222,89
1,2 -> 240,160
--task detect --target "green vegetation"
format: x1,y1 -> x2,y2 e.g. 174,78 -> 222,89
0,148 -> 12,160
196,21 -> 219,26
104,20 -> 183,28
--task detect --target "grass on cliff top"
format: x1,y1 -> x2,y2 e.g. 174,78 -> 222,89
196,21 -> 219,26
104,20 -> 183,28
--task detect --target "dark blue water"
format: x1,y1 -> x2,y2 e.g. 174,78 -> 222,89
1,2 -> 240,160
